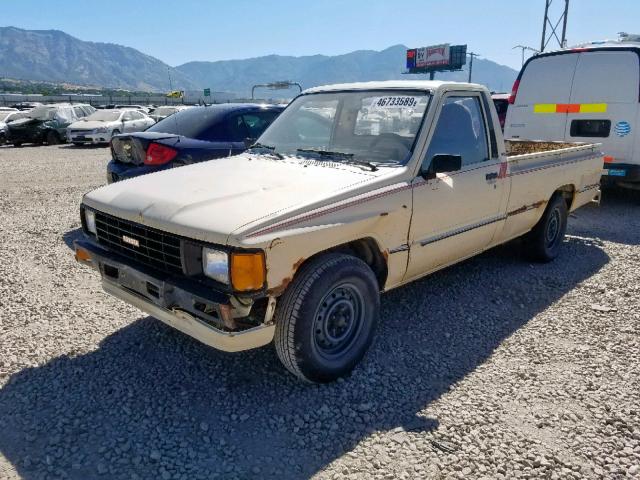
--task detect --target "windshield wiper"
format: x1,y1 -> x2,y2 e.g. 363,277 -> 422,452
297,148 -> 353,158
249,142 -> 284,159
296,148 -> 378,171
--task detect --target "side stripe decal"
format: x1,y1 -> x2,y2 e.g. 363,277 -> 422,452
533,103 -> 607,114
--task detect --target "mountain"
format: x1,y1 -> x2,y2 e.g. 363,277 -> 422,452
176,45 -> 518,96
0,27 -> 518,95
0,26 -> 196,91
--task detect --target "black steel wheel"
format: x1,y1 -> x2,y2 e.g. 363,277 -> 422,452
525,193 -> 568,262
274,253 -> 380,383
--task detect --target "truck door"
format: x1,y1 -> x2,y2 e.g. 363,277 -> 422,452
565,50 -> 639,176
404,93 -> 507,281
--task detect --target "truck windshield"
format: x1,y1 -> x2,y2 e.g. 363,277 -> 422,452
256,90 -> 430,165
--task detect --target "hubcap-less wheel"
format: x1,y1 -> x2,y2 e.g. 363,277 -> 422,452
313,283 -> 365,358
545,208 -> 561,248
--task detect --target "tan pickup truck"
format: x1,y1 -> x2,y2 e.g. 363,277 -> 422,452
75,81 -> 603,383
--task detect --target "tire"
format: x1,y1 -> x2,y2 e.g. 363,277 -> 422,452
274,253 -> 380,383
524,193 -> 568,262
13,142 -> 22,148
46,130 -> 61,145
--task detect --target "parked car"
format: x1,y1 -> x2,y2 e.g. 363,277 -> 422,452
6,103 -> 95,146
506,33 -> 640,189
491,93 -> 509,130
149,105 -> 192,122
67,109 -> 155,145
74,81 -> 602,383
107,103 -> 284,182
9,102 -> 42,111
0,108 -> 21,144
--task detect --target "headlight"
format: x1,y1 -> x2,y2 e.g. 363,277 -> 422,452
202,248 -> 229,284
96,127 -> 108,133
84,209 -> 97,235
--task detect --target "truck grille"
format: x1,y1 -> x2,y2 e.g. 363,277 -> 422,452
94,211 -> 183,274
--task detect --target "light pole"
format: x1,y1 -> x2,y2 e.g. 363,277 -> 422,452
512,45 -> 539,66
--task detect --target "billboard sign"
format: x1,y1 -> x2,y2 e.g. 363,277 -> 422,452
406,44 -> 467,73
416,44 -> 450,68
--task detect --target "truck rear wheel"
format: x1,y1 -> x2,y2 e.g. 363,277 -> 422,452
274,253 -> 379,383
524,194 -> 568,262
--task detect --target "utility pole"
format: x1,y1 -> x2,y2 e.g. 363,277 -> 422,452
167,67 -> 173,92
512,45 -> 539,66
541,0 -> 570,52
467,52 -> 480,83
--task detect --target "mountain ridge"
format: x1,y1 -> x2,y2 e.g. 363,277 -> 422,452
0,27 -> 518,95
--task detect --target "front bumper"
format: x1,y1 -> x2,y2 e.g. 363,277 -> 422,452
68,132 -> 111,144
74,239 -> 275,352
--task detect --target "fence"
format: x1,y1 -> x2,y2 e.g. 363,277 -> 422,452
0,92 -> 239,107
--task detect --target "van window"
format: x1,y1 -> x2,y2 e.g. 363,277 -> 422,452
570,51 -> 640,103
570,119 -> 611,137
517,54 -> 579,105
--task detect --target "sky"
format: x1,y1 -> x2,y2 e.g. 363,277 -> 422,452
2,0 -> 640,70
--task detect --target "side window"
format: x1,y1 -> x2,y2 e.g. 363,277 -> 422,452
73,107 -> 85,118
122,112 -> 134,121
132,111 -> 144,120
242,112 -> 279,139
570,119 -> 611,138
226,114 -> 250,142
423,96 -> 489,170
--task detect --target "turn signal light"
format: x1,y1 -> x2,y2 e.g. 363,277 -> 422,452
75,247 -> 92,263
144,143 -> 178,165
230,252 -> 266,291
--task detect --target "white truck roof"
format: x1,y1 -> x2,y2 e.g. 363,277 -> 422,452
302,80 -> 486,94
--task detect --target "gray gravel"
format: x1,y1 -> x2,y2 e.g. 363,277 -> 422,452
0,144 -> 639,480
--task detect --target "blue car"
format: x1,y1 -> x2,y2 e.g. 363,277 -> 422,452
107,103 -> 285,182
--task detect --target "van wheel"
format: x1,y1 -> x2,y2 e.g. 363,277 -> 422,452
524,194 -> 568,262
274,253 -> 379,383
46,131 -> 61,145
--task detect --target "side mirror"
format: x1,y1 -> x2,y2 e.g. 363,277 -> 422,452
244,137 -> 256,148
422,154 -> 462,179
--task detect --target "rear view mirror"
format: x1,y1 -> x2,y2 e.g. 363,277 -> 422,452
422,154 -> 462,179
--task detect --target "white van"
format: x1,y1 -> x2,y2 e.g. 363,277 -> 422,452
505,35 -> 640,189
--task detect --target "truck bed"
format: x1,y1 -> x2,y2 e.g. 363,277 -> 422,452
505,139 -> 593,157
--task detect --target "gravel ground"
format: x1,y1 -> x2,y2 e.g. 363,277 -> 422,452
0,144 -> 639,480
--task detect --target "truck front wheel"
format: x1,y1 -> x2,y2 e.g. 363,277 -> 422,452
525,193 -> 568,262
274,253 -> 380,383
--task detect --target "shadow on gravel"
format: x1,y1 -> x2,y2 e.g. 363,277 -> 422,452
62,228 -> 84,251
570,188 -> 640,246
0,236 -> 609,479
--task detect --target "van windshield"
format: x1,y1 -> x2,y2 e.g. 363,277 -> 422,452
256,90 -> 430,165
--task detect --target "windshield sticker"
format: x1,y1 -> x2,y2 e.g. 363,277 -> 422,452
370,96 -> 419,109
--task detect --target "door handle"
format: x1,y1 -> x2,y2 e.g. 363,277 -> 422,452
485,172 -> 499,181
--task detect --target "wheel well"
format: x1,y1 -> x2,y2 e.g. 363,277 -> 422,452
555,184 -> 575,210
296,238 -> 388,290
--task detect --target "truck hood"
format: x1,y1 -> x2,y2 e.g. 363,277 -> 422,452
82,153 -> 383,246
